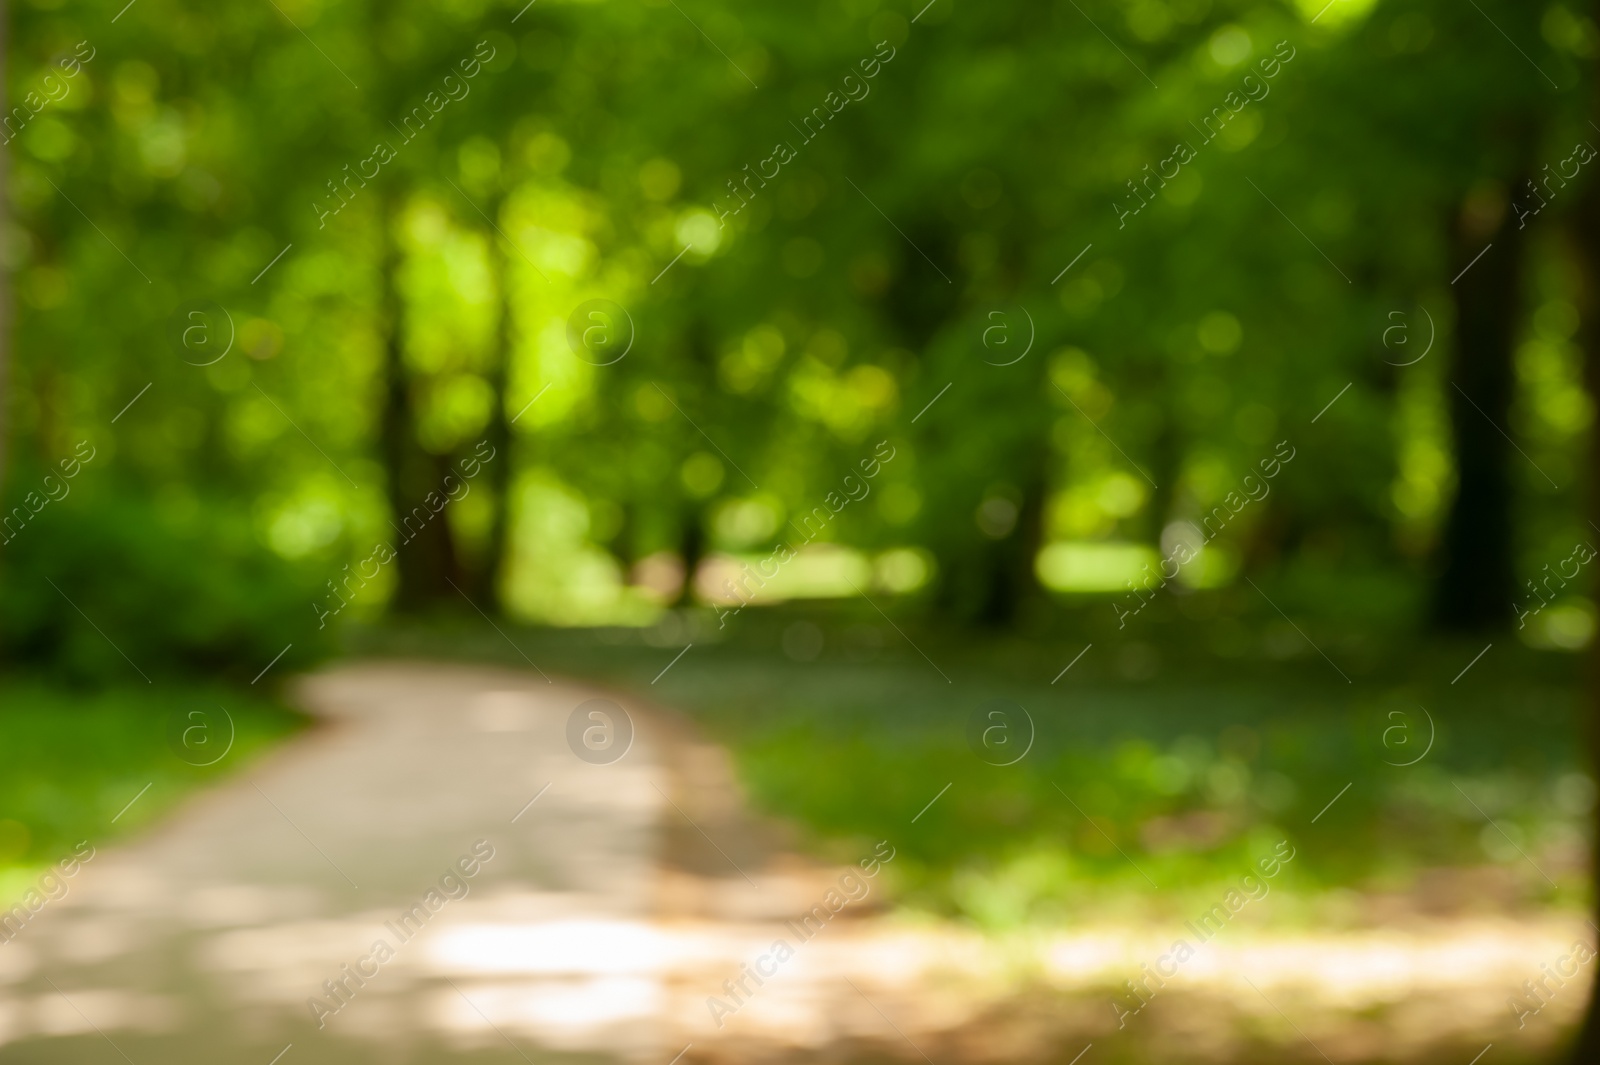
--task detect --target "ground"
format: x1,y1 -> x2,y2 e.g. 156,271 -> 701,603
0,638 -> 1590,1064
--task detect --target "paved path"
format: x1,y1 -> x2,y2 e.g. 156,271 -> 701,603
0,661 -> 1587,1065
0,661 -> 827,1065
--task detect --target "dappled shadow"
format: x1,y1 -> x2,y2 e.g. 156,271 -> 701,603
0,662 -> 1582,1064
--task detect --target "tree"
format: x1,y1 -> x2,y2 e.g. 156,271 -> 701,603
1563,18 -> 1600,1057
0,0 -> 9,500
1433,174 -> 1531,631
380,192 -> 467,610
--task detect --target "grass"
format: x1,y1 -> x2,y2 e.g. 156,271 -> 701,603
351,596 -> 1593,931
0,678 -> 306,902
1,587 -> 1584,932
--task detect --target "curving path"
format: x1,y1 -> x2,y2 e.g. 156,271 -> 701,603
0,661 -> 828,1064
0,661 -> 1586,1065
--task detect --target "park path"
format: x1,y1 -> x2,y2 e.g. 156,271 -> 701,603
0,660 -> 1589,1065
0,660 -> 837,1064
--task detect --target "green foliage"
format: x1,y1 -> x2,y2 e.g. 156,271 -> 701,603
6,0 -> 1598,647
0,677 -> 304,885
1,477 -> 331,681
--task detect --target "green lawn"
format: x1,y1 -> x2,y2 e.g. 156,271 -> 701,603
0,679 -> 305,901
355,600 -> 1592,930
3,599 -> 1583,930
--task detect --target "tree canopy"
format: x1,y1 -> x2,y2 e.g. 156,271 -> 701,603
5,0 -> 1598,679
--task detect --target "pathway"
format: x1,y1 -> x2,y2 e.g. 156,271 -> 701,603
0,661 -> 1585,1065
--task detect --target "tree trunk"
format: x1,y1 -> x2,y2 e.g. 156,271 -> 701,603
1431,181 -> 1527,630
381,194 -> 464,611
673,512 -> 703,607
978,465 -> 1047,629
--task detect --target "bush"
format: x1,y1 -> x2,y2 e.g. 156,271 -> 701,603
0,478 -> 331,683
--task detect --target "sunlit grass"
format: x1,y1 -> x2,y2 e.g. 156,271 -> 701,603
353,605 -> 1591,931
0,679 -> 305,899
